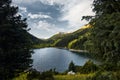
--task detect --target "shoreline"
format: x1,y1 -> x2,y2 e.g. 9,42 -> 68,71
68,49 -> 88,53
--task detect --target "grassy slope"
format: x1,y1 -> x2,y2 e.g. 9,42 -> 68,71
54,73 -> 93,80
13,73 -> 28,80
13,73 -> 94,80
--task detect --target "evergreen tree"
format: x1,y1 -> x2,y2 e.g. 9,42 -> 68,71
68,61 -> 75,72
83,0 -> 120,65
0,0 -> 32,79
80,60 -> 98,73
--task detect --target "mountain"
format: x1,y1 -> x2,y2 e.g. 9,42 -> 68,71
47,24 -> 91,49
27,32 -> 45,45
49,32 -> 67,40
32,24 -> 91,49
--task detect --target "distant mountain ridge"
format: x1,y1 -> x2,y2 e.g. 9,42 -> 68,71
27,32 -> 45,45
32,24 -> 91,49
49,24 -> 91,49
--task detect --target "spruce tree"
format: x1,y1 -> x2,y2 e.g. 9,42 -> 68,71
68,61 -> 75,72
0,0 -> 32,79
83,0 -> 120,65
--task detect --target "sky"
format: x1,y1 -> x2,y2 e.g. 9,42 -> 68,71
12,0 -> 94,39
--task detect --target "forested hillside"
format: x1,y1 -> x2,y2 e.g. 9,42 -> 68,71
27,33 -> 45,45
35,24 -> 91,49
32,25 -> 90,48
83,0 -> 120,65
52,24 -> 90,49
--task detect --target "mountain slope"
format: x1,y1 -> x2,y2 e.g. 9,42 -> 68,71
27,32 -> 45,45
33,24 -> 91,49
48,24 -> 91,49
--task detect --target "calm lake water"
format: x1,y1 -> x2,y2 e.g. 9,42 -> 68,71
32,47 -> 98,72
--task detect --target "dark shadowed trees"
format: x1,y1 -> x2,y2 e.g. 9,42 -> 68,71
68,61 -> 75,72
0,0 -> 32,79
83,0 -> 120,66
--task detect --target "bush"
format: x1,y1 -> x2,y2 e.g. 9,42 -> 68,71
27,69 -> 54,80
80,60 -> 99,74
74,66 -> 82,72
39,71 -> 54,80
68,61 -> 75,72
86,71 -> 120,80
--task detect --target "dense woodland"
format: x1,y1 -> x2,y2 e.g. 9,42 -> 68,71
0,0 -> 120,80
0,0 -> 33,79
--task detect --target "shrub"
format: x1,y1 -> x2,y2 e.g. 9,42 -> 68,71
27,69 -> 54,80
68,61 -> 75,72
86,71 -> 120,80
80,60 -> 99,74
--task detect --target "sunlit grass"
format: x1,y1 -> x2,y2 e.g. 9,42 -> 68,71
13,72 -> 94,80
54,73 -> 94,80
12,73 -> 28,80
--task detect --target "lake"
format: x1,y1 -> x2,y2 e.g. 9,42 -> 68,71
32,47 -> 98,72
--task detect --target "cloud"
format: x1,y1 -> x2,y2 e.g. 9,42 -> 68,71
34,0 -> 95,28
28,20 -> 66,38
31,20 -> 64,33
60,0 -> 94,28
13,0 -> 94,27
34,20 -> 55,32
19,6 -> 27,13
28,13 -> 52,19
12,0 -> 38,4
12,0 -> 95,38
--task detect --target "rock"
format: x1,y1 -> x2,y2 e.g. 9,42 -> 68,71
67,71 -> 75,75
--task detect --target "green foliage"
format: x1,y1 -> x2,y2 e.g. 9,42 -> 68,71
27,70 -> 54,80
87,71 -> 120,80
83,0 -> 120,66
49,32 -> 66,41
93,0 -> 120,15
68,36 -> 87,49
51,26 -> 90,48
53,39 -> 62,47
68,61 -> 75,72
54,73 -> 92,80
74,66 -> 82,73
34,24 -> 90,49
28,33 -> 45,45
12,73 -> 28,80
33,43 -> 52,48
80,60 -> 99,74
0,0 -> 32,79
68,39 -> 77,49
53,34 -> 76,47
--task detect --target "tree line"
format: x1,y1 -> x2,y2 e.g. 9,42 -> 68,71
0,0 -> 32,79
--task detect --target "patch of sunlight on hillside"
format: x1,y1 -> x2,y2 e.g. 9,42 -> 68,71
12,73 -> 28,80
81,24 -> 91,29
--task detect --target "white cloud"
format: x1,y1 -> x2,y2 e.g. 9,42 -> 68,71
14,7 -> 27,17
35,21 -> 55,32
13,0 -> 94,28
29,20 -> 66,39
28,13 -> 51,19
13,0 -> 95,38
12,0 -> 38,4
60,0 -> 95,28
19,6 -> 27,13
31,20 -> 64,33
13,0 -> 64,4
39,0 -> 95,28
